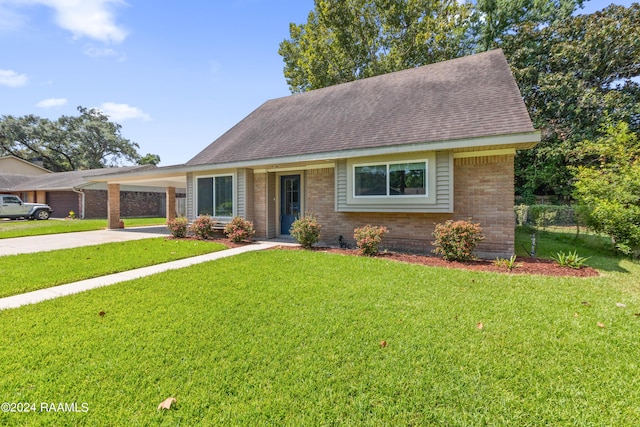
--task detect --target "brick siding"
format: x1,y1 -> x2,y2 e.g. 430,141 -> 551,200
303,155 -> 515,257
84,189 -> 181,219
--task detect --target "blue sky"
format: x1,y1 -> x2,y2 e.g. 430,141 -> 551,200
0,0 -> 634,166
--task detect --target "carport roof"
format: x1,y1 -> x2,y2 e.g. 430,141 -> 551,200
7,166 -> 156,192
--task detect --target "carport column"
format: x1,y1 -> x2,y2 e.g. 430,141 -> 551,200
166,186 -> 176,221
107,183 -> 122,229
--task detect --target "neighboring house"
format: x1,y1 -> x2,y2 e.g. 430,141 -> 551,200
93,49 -> 539,257
0,156 -> 52,196
0,157 -> 183,219
7,167 -> 183,219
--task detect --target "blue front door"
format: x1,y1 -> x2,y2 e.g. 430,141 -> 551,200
280,175 -> 300,235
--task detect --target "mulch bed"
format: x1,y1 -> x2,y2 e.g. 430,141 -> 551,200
170,235 -> 599,277
272,245 -> 600,278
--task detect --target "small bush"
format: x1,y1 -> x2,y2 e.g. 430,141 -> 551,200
167,217 -> 189,238
432,220 -> 484,261
224,216 -> 255,243
189,215 -> 216,240
552,250 -> 590,269
290,215 -> 322,249
493,255 -> 521,272
354,225 -> 388,256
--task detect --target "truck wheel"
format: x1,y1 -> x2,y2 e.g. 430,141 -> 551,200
34,210 -> 50,220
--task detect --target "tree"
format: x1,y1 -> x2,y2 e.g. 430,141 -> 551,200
501,4 -> 640,200
0,106 -> 153,171
471,0 -> 584,52
572,121 -> 640,255
137,153 -> 161,166
279,0 -> 472,93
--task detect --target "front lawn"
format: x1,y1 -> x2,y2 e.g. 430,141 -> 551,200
0,238 -> 226,298
0,250 -> 638,425
0,218 -> 167,239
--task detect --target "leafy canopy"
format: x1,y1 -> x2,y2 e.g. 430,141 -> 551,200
0,106 -> 158,171
572,121 -> 640,255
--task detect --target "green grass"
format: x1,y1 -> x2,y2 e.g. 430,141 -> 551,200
0,249 -> 639,425
0,218 -> 167,239
0,238 -> 226,298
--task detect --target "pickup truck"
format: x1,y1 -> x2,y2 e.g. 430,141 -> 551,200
0,194 -> 54,220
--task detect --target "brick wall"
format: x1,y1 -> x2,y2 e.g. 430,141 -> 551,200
83,189 -> 177,219
453,155 -> 515,257
253,173 -> 267,238
302,155 -> 515,257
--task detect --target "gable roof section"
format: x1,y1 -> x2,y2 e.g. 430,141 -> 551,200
187,49 -> 535,167
0,156 -> 52,175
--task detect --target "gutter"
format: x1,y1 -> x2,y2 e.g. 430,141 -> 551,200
72,188 -> 85,219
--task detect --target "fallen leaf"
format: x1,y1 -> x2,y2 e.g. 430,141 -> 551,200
477,322 -> 483,330
157,397 -> 176,410
98,311 -> 106,317
635,313 -> 640,317
616,302 -> 626,308
581,301 -> 591,306
597,322 -> 605,328
380,340 -> 388,348
573,312 -> 579,318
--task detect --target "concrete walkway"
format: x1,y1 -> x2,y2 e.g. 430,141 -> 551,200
0,227 -> 288,310
0,226 -> 170,256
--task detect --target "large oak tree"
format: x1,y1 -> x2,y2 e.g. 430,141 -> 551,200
0,106 -> 157,171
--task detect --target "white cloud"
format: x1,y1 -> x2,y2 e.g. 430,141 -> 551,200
36,97 -> 68,108
84,45 -> 126,61
0,69 -> 28,87
4,0 -> 128,43
99,102 -> 151,121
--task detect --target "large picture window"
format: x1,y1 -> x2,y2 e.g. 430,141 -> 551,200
354,161 -> 426,197
197,175 -> 233,217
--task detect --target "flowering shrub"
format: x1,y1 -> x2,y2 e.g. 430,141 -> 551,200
189,215 -> 216,240
167,216 -> 189,238
432,220 -> 484,261
290,215 -> 322,249
224,216 -> 255,243
354,224 -> 388,256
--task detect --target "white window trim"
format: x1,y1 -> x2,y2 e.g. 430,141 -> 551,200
352,159 -> 429,199
194,173 -> 235,219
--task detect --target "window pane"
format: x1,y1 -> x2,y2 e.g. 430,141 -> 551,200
389,162 -> 425,195
197,177 -> 214,216
215,176 -> 233,217
355,165 -> 387,196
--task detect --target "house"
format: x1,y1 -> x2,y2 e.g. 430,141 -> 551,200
0,156 -> 183,218
93,49 -> 539,257
0,155 -> 52,196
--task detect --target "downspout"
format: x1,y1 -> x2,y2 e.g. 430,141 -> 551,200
72,188 -> 85,219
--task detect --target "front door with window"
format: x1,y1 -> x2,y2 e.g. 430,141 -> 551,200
280,175 -> 300,235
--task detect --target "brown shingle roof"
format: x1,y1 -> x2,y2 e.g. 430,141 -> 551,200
187,49 -> 534,166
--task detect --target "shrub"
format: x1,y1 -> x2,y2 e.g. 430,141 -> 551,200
224,216 -> 255,243
290,215 -> 322,249
189,215 -> 216,240
493,255 -> 520,272
354,225 -> 388,256
552,250 -> 590,269
167,217 -> 189,238
432,220 -> 484,261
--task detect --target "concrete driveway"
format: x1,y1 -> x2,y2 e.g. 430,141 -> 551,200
0,226 -> 170,256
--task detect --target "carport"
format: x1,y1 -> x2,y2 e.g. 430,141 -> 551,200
88,166 -> 188,229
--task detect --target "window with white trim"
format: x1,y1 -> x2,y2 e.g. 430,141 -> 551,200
354,161 -> 427,197
196,175 -> 233,217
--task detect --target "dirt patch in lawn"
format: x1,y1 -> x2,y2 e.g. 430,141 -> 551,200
273,246 -> 600,278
